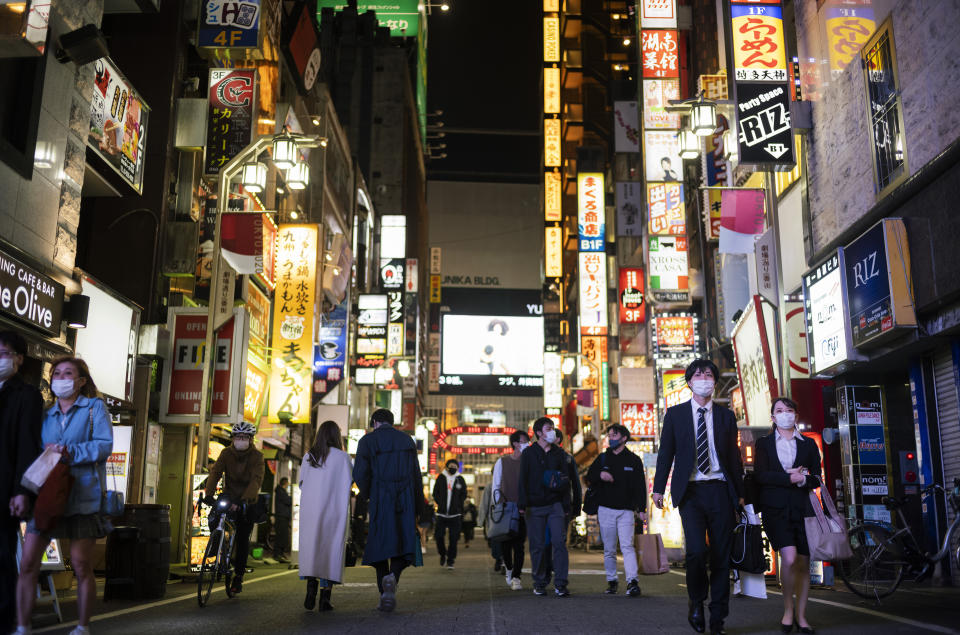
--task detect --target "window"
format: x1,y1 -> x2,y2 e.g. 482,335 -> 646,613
862,20 -> 907,195
0,56 -> 45,178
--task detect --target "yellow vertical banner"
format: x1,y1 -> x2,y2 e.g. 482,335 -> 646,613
268,224 -> 318,423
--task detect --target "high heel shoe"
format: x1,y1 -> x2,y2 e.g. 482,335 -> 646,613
797,626 -> 815,634
779,622 -> 795,633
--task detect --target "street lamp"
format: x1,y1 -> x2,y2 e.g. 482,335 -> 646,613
286,160 -> 309,190
679,128 -> 700,159
689,94 -> 717,137
241,161 -> 266,193
271,134 -> 298,170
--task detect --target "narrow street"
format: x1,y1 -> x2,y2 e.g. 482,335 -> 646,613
33,549 -> 960,634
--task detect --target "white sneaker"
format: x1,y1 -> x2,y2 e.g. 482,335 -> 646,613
13,626 -> 32,635
505,572 -> 513,587
69,627 -> 90,635
511,578 -> 523,591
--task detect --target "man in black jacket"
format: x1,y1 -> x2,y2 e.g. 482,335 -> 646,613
653,359 -> 744,635
585,424 -> 646,597
518,417 -> 581,597
273,477 -> 292,563
432,459 -> 466,569
0,331 -> 42,633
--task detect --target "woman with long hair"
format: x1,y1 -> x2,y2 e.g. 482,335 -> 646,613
17,358 -> 113,635
299,420 -> 352,612
754,397 -> 822,634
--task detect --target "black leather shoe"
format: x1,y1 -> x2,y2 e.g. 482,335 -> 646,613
780,622 -> 795,633
688,603 -> 705,633
797,626 -> 815,634
304,579 -> 318,610
709,624 -> 726,635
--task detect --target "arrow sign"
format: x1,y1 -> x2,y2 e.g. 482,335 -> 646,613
765,143 -> 788,158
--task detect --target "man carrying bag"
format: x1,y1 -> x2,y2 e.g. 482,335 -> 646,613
490,430 -> 528,590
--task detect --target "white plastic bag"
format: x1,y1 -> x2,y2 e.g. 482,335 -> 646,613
20,447 -> 62,494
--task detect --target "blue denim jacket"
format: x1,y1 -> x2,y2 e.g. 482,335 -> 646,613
42,396 -> 113,516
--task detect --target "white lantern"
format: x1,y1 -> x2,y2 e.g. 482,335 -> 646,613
272,135 -> 297,170
679,129 -> 700,160
286,160 -> 309,190
723,129 -> 737,162
690,99 -> 717,137
241,161 -> 266,193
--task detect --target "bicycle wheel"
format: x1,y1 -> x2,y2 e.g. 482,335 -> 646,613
838,524 -> 904,600
197,530 -> 222,607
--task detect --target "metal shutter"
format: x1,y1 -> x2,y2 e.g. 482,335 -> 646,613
933,348 -> 960,583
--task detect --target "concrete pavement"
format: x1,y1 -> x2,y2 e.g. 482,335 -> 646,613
32,546 -> 960,634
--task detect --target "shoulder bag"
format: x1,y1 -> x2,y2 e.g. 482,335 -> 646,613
582,453 -> 606,515
91,407 -> 125,517
730,510 -> 765,574
486,488 -> 519,542
804,477 -> 853,561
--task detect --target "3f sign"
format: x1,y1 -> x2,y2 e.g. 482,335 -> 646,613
853,251 -> 879,288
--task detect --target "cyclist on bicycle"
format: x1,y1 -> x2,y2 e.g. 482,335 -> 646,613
204,421 -> 264,594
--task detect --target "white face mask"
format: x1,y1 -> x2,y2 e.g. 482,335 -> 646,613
690,379 -> 715,398
0,357 -> 14,380
517,442 -> 530,452
543,429 -> 557,444
233,439 -> 250,451
51,378 -> 76,399
773,412 -> 797,429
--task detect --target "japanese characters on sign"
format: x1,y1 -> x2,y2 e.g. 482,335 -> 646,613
644,130 -> 682,182
356,294 -> 388,381
578,252 -> 608,335
647,182 -> 686,235
732,296 -> 780,427
199,0 -> 261,49
543,15 -> 560,62
613,101 -> 640,153
205,68 -> 257,176
698,72 -> 729,101
268,225 -> 318,423
577,173 -> 605,251
544,118 -> 561,167
661,368 -> 692,408
545,227 -> 563,278
642,79 -> 681,129
705,188 -> 722,241
545,170 -> 562,221
619,267 -> 646,324
317,2 -> 420,37
730,2 -> 787,82
243,362 -> 268,423
580,335 -> 610,420
620,402 -> 657,437
641,29 -> 680,78
825,3 -> 876,74
380,259 -> 405,290
89,58 -> 149,193
803,251 -> 852,376
639,0 -> 677,29
616,182 -> 643,237
544,66 -> 560,114
653,314 -> 698,357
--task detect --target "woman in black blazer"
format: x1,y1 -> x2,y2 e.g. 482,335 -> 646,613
754,397 -> 822,634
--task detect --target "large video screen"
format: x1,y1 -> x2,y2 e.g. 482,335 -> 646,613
438,289 -> 544,396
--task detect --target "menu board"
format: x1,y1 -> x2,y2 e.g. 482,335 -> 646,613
89,58 -> 149,192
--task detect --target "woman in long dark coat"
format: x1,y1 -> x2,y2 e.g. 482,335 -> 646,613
352,409 -> 424,612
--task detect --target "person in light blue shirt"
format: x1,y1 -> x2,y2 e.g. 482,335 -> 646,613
17,357 -> 112,635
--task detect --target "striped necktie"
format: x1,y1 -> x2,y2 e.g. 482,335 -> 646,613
696,407 -> 711,475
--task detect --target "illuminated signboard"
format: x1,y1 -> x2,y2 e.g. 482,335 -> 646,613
730,2 -> 788,82
641,29 -> 680,78
544,66 -> 560,114
647,182 -> 686,235
620,402 -> 657,437
577,172 -> 605,252
199,0 -> 262,49
545,170 -> 562,221
456,434 -> 510,447
648,236 -> 689,302
578,252 -> 608,335
732,295 -> 780,428
543,16 -> 560,62
619,267 -> 645,324
642,79 -> 681,129
268,225 -> 318,423
543,351 -> 563,409
640,0 -> 677,28
545,226 -> 563,278
205,68 -> 256,176
803,250 -> 856,376
652,314 -> 699,358
662,368 -> 692,409
317,1 -> 421,37
825,3 -> 876,73
89,58 -> 149,192
544,118 -> 561,167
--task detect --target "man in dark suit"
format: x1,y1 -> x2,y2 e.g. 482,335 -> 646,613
653,359 -> 744,635
0,331 -> 43,634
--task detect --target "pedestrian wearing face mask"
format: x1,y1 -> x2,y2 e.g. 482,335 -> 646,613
585,424 -> 647,597
18,357 -> 112,635
0,332 -> 42,635
518,418 -> 581,597
652,359 -> 743,635
433,459 -> 466,569
203,421 -> 264,595
491,430 -> 529,590
755,398 -> 821,634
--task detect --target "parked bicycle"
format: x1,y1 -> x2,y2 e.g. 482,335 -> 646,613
838,478 -> 960,600
197,496 -> 244,607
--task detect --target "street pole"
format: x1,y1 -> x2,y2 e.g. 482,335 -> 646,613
765,170 -> 791,398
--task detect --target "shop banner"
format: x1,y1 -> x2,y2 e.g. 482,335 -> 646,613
578,252 -> 608,335
544,66 -> 560,114
730,2 -> 788,82
545,226 -> 563,278
803,251 -> 856,376
268,225 -> 318,423
355,293 -> 388,376
221,213 -> 264,274
825,3 -> 876,73
544,118 -> 561,167
258,215 -> 277,289
380,258 -> 405,290
616,182 -> 643,237
89,58 -> 149,193
719,188 -> 765,254
577,172 -> 605,251
621,402 -> 657,437
754,228 -> 779,306
619,267 -> 646,324
640,0 -> 677,29
613,101 -> 640,153
318,1 -> 420,37
662,368 -> 692,408
205,68 -> 257,176
243,361 -> 268,423
160,307 -> 247,423
199,0 -> 262,49
642,79 -> 681,129
641,29 -> 680,78
545,170 -> 563,221
0,248 -> 64,337
648,236 -> 689,296
314,301 -> 347,400
647,182 -> 685,235
731,296 -> 779,427
644,130 -> 682,182
653,314 -> 698,358
245,280 -> 269,354
543,351 -> 563,410
734,82 -> 795,167
705,188 -> 722,241
580,335 -> 609,420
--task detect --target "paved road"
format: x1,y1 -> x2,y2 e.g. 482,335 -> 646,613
32,546 -> 960,634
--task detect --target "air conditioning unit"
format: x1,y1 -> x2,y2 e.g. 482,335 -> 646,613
322,234 -> 352,304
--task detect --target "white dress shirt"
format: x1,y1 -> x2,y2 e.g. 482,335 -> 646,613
689,399 -> 725,482
775,429 -> 805,487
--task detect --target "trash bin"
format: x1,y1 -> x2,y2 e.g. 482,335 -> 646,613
120,504 -> 172,599
104,526 -> 139,601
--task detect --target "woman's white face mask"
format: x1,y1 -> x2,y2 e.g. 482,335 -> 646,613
773,412 -> 797,429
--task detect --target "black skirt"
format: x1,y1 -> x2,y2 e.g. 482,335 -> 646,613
761,506 -> 809,556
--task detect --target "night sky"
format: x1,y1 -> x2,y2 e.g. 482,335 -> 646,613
426,2 -> 541,182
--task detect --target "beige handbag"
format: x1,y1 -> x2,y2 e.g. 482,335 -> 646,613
804,478 -> 853,561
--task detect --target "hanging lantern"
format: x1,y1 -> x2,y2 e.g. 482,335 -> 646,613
679,129 -> 700,160
240,161 -> 266,193
272,134 -> 298,170
690,98 -> 717,137
286,160 -> 309,190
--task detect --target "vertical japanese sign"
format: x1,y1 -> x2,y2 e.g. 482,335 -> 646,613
647,182 -> 686,235
825,3 -> 876,73
620,402 -> 657,437
580,335 -> 610,420
641,30 -> 680,78
543,15 -> 560,62
205,68 -> 257,176
89,58 -> 149,193
613,101 -> 641,152
618,267 -> 646,324
545,227 -> 563,278
730,1 -> 788,82
258,214 -> 277,290
544,66 -> 561,114
577,172 -> 605,251
545,171 -> 562,221
268,225 -> 318,423
616,182 -> 643,236
544,118 -> 561,167
314,301 -> 348,400
578,252 -> 608,335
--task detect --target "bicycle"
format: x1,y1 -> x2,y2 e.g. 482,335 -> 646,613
838,478 -> 960,601
197,496 -> 242,607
